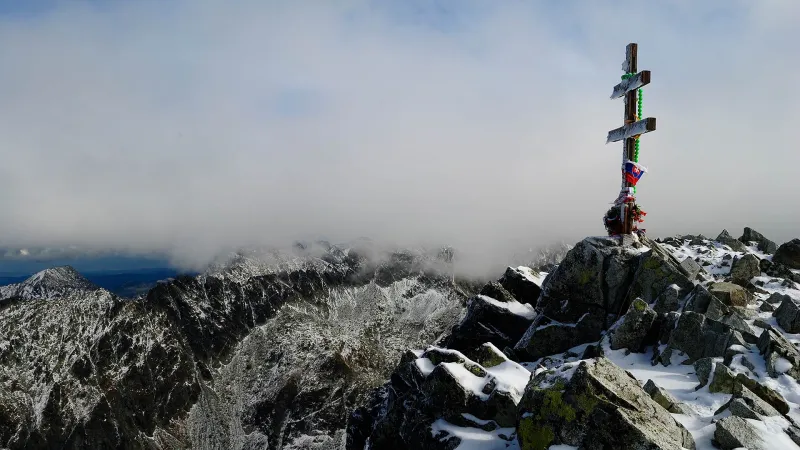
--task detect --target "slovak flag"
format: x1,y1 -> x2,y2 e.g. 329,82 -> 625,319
623,160 -> 647,186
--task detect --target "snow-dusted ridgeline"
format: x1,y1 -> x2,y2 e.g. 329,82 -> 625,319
0,243 -> 475,449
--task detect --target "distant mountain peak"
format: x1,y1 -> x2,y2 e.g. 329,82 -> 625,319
0,265 -> 101,300
26,265 -> 91,285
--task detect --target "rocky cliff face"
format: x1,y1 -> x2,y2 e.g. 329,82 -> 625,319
350,229 -> 800,450
0,243 -> 478,449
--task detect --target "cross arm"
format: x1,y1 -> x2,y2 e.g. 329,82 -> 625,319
606,118 -> 656,143
610,70 -> 651,99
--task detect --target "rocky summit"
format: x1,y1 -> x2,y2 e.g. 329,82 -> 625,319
3,229 -> 800,450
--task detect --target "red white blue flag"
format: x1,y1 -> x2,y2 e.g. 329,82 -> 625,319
623,161 -> 647,185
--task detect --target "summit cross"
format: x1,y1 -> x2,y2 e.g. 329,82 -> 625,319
604,43 -> 656,237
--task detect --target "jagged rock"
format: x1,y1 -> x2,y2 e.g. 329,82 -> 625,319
659,236 -> 681,247
653,284 -> 682,314
517,357 -> 695,450
757,328 -> 800,380
683,284 -> 716,314
580,344 -> 604,359
767,292 -> 791,305
478,281 -> 516,303
746,281 -> 769,295
658,312 -> 744,366
471,343 -> 512,369
705,297 -> 755,340
787,425 -> 800,447
422,364 -> 515,428
723,345 -> 747,366
709,363 -> 736,393
694,357 -> 789,414
708,282 -> 752,307
610,298 -> 657,352
679,257 -> 703,281
627,242 -> 694,308
726,399 -> 760,420
714,384 -> 779,418
739,227 -> 778,254
753,318 -> 772,330
716,229 -> 747,252
714,416 -> 765,450
774,239 -> 800,269
358,346 -> 530,450
535,236 -> 692,333
643,380 -> 692,415
759,302 -> 776,312
514,312 -> 604,360
729,254 -> 761,287
656,312 -> 681,346
733,373 -> 790,415
682,234 -> 708,245
499,267 -> 543,305
694,358 -> 715,387
762,259 -> 800,284
774,296 -> 800,333
535,237 -> 639,323
443,295 -> 535,353
740,355 -> 758,374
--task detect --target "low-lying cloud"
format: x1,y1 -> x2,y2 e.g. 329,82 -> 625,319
0,0 -> 798,274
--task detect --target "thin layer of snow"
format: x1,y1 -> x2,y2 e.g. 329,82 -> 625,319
671,415 -> 717,450
418,345 -> 530,404
603,342 -> 729,417
487,361 -> 533,401
441,357 -> 530,404
444,363 -> 489,398
749,416 -> 800,449
514,266 -> 548,286
416,358 -> 435,377
476,295 -> 537,320
430,419 -> 519,450
753,275 -> 800,301
775,358 -> 794,375
535,360 -> 588,390
460,413 -> 493,426
535,315 -> 585,331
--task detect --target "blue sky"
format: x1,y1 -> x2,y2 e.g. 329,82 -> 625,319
0,1 -> 798,274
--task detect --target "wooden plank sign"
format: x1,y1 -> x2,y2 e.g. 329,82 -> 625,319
606,117 -> 656,143
610,70 -> 651,99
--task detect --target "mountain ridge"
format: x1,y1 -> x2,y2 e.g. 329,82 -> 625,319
2,230 -> 800,449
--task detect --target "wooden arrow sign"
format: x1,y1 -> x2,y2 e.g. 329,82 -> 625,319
606,117 -> 656,143
610,70 -> 651,99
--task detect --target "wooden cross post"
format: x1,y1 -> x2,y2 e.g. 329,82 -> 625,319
606,43 -> 656,236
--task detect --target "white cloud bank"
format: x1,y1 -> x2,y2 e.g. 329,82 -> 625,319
0,0 -> 798,273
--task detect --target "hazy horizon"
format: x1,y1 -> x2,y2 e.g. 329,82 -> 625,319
1,1 -> 798,275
